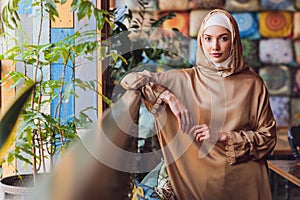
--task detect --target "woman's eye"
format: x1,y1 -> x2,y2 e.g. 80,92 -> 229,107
204,37 -> 211,41
220,37 -> 229,42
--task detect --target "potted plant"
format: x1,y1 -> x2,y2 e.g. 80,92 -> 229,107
0,0 -> 113,198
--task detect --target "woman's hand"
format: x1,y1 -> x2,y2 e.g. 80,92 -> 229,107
159,90 -> 194,134
189,124 -> 210,142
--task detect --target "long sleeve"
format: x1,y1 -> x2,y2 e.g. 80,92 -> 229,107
224,83 -> 277,165
121,70 -> 167,110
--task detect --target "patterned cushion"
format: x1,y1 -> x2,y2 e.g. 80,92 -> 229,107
269,96 -> 290,126
120,0 -> 158,11
296,0 -> 300,10
261,0 -> 295,11
161,12 -> 189,36
232,12 -> 260,39
291,98 -> 300,125
294,40 -> 300,64
292,68 -> 300,95
188,0 -> 225,9
259,11 -> 293,38
259,65 -> 291,95
225,0 -> 261,11
189,10 -> 210,37
294,12 -> 300,39
241,39 -> 260,67
158,0 -> 189,11
259,39 -> 293,64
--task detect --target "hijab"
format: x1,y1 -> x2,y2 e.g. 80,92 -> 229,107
196,9 -> 248,77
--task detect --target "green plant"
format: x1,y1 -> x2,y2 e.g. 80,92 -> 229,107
0,0 -> 114,182
109,0 -> 192,86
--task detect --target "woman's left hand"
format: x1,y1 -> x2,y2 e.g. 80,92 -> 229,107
189,124 -> 210,142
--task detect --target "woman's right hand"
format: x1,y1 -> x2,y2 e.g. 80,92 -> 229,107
159,90 -> 194,134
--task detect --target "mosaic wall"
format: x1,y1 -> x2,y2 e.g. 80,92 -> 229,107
118,0 -> 300,127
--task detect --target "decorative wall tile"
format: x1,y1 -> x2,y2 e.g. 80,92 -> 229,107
189,10 -> 210,37
188,0 -> 225,9
259,39 -> 293,64
51,0 -> 74,28
261,0 -> 295,11
292,68 -> 300,95
259,11 -> 293,38
18,0 -> 32,14
294,40 -> 300,64
162,12 -> 189,36
241,39 -> 260,67
296,0 -> 300,10
158,0 -> 189,11
120,0 -> 158,11
269,96 -> 290,126
259,65 -> 291,95
232,12 -> 260,39
290,98 -> 300,125
293,12 -> 300,38
50,28 -> 75,120
225,0 -> 261,11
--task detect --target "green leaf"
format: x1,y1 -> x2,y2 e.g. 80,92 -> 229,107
77,1 -> 92,21
0,82 -> 35,158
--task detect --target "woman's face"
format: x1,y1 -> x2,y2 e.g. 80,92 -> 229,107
202,25 -> 232,63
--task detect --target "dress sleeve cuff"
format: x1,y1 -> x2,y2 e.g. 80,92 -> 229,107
225,134 -> 236,165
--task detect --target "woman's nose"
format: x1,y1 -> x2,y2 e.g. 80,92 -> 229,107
212,40 -> 220,50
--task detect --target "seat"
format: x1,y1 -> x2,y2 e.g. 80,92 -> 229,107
288,125 -> 300,160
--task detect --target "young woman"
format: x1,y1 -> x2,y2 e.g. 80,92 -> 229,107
121,9 -> 276,200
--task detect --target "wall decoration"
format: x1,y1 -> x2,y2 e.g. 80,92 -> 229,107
290,98 -> 300,126
188,0 -> 225,9
189,10 -> 210,37
161,12 -> 189,36
158,0 -> 189,11
241,39 -> 260,67
120,0 -> 158,11
294,40 -> 300,64
259,38 -> 293,64
261,0 -> 295,11
293,12 -> 300,38
269,96 -> 290,126
232,12 -> 260,39
259,65 -> 291,95
292,68 -> 300,95
259,11 -> 293,38
224,0 -> 261,11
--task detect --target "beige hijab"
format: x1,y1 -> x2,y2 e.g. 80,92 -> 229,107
196,9 -> 248,77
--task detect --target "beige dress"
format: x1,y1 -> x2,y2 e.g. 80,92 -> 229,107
121,9 -> 277,200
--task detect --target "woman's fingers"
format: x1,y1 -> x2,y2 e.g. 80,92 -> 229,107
189,124 -> 210,142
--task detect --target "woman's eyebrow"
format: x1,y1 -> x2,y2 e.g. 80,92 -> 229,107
203,33 -> 230,36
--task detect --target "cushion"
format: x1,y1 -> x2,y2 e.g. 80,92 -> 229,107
269,96 -> 290,126
158,0 -> 189,11
189,10 -> 210,37
292,68 -> 300,96
161,12 -> 189,36
259,65 -> 291,95
259,38 -> 293,64
294,40 -> 300,64
224,0 -> 261,11
120,0 -> 158,11
296,0 -> 300,10
261,0 -> 295,11
291,98 -> 300,125
232,12 -> 260,39
188,0 -> 225,9
294,12 -> 300,39
259,11 -> 293,38
241,39 -> 260,67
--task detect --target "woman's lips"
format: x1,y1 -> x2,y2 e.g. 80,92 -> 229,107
210,53 -> 222,58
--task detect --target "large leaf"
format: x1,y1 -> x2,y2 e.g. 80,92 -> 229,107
0,83 -> 35,158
